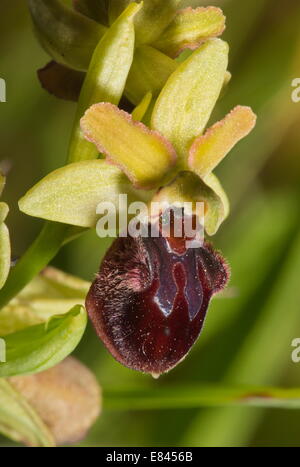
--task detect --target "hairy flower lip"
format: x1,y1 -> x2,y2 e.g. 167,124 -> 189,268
86,217 -> 229,376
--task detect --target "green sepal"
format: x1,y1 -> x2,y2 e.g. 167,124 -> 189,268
28,0 -> 106,71
19,160 -> 151,227
151,39 -> 228,162
68,2 -> 142,162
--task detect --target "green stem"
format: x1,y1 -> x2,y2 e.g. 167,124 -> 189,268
103,384 -> 300,411
0,222 -> 69,310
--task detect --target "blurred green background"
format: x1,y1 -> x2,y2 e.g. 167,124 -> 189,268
1,0 -> 300,447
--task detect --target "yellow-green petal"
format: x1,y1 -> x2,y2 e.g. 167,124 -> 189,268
81,103 -> 177,189
19,160 -> 149,227
189,106 -> 257,178
68,2 -> 142,163
151,39 -> 229,162
153,6 -> 226,58
132,92 -> 152,122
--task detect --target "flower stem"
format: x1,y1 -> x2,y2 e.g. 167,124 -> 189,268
0,222 -> 68,310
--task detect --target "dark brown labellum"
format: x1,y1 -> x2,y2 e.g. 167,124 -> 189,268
86,215 -> 229,376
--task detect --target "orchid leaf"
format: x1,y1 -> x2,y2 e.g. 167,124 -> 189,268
81,103 -> 177,189
27,0 -> 106,71
151,39 -> 228,162
153,7 -> 226,58
19,160 -> 149,227
0,379 -> 55,446
132,92 -> 152,121
0,306 -> 87,377
189,106 -> 257,178
125,45 -> 177,105
68,2 -> 141,162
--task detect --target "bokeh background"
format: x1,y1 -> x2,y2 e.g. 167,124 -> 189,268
1,0 -> 300,447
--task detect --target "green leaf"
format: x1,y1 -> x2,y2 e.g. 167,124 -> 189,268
18,160 -> 150,227
132,92 -> 152,122
151,39 -> 228,161
0,378 -> 55,446
0,298 -> 87,337
189,106 -> 256,179
125,45 -> 177,105
152,172 -> 226,236
18,267 -> 89,301
153,6 -> 226,58
28,0 -> 106,71
81,103 -> 177,189
68,2 -> 142,163
0,306 -> 87,377
0,305 -> 43,337
0,268 -> 89,336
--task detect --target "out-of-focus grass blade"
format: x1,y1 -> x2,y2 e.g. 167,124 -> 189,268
201,191 -> 299,345
216,6 -> 300,204
183,221 -> 300,446
104,384 -> 300,411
